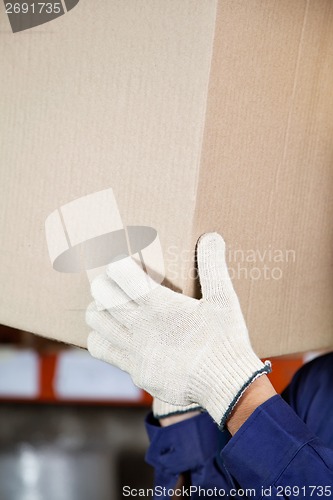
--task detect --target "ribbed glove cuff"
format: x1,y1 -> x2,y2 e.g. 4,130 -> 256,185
152,399 -> 202,419
190,339 -> 271,429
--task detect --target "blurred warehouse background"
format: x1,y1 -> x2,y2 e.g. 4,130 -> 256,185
0,324 -> 322,500
0,325 -> 153,500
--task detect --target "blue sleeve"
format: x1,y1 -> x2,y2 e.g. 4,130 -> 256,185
145,354 -> 333,499
145,411 -> 236,499
222,394 -> 333,499
282,352 -> 333,448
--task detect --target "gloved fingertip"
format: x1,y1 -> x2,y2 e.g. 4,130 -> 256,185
95,300 -> 106,312
87,330 -> 100,355
196,232 -> 226,260
197,231 -> 225,247
90,273 -> 108,299
107,255 -> 140,277
85,301 -> 97,324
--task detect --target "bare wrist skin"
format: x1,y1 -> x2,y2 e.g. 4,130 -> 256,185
159,410 -> 201,427
226,375 -> 277,435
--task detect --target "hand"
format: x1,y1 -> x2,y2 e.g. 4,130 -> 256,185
86,232 -> 271,429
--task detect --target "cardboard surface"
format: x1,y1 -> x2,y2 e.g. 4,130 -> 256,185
185,0 -> 333,356
1,1 -> 333,357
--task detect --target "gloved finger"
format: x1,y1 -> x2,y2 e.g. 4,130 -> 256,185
106,256 -> 160,304
87,331 -> 129,372
197,232 -> 236,304
107,301 -> 149,330
90,273 -> 137,312
86,302 -> 133,349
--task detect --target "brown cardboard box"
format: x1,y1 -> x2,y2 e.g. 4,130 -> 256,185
1,1 -> 333,357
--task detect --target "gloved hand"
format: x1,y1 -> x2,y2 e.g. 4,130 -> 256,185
86,232 -> 271,429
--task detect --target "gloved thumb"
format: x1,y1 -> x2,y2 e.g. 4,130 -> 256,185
197,232 -> 235,304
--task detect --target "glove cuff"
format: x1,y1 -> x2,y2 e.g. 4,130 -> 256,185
219,359 -> 272,428
152,398 -> 202,420
190,336 -> 271,429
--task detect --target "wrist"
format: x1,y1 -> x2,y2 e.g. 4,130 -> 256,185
226,375 -> 277,435
159,410 -> 202,427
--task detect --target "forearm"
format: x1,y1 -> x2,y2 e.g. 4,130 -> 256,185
145,411 -> 232,499
159,413 -> 202,497
222,394 -> 333,497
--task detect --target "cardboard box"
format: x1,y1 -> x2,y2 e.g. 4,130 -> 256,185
1,1 -> 333,357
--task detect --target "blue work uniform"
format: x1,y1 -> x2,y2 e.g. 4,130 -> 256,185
145,353 -> 333,499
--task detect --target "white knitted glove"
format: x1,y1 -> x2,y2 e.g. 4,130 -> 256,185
86,233 -> 271,429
